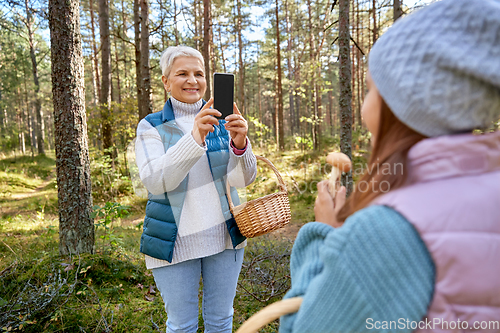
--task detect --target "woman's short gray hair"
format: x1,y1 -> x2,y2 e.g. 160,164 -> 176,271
160,46 -> 205,78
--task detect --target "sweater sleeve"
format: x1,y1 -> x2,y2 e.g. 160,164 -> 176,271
280,205 -> 435,333
226,137 -> 257,188
135,119 -> 207,195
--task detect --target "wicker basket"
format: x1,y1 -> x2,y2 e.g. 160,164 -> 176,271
235,297 -> 303,333
226,155 -> 291,238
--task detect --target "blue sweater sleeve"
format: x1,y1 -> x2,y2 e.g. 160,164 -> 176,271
279,205 -> 435,333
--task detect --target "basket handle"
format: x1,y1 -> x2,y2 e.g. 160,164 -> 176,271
235,297 -> 303,333
226,155 -> 288,210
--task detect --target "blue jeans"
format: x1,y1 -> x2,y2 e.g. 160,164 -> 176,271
152,248 -> 245,333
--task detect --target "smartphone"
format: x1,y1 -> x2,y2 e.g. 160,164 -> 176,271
213,73 -> 234,120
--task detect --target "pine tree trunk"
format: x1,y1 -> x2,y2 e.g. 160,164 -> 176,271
350,0 -> 356,127
99,0 -> 113,153
141,0 -> 152,117
285,0 -> 295,135
339,0 -> 353,195
356,0 -> 362,128
134,0 -> 143,121
236,0 -> 244,113
306,0 -> 319,150
372,0 -> 377,45
25,0 -> 45,155
173,0 -> 179,45
394,0 -> 402,22
275,0 -> 284,150
111,4 -> 122,104
49,0 -> 94,255
89,0 -> 101,104
203,0 -> 212,100
121,0 -> 129,93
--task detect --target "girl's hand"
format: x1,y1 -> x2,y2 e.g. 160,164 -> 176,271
192,98 -> 220,145
224,103 -> 248,149
314,181 -> 346,228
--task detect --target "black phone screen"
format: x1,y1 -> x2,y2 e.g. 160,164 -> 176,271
213,73 -> 234,120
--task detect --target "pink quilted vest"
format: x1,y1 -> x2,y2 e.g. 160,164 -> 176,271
374,131 -> 500,332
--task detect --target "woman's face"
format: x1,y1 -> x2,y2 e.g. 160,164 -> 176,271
162,57 -> 206,104
361,70 -> 383,144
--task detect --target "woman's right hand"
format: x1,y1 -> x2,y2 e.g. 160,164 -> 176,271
192,98 -> 221,145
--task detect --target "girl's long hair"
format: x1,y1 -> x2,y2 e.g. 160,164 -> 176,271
337,100 -> 427,222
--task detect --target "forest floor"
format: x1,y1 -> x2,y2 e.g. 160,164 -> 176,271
0,144 -> 368,332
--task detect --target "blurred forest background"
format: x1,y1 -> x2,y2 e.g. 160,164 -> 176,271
0,0 -> 441,332
0,0 -> 432,156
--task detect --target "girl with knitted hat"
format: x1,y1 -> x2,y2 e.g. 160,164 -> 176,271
279,0 -> 500,332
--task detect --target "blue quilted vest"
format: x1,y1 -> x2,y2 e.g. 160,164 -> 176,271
139,99 -> 246,262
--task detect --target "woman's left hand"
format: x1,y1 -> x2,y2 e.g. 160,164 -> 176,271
314,180 -> 346,228
224,103 -> 248,149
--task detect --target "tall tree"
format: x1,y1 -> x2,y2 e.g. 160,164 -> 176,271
23,0 -> 45,155
306,0 -> 321,150
140,0 -> 152,117
393,0 -> 402,22
203,0 -> 212,100
49,0 -> 94,255
134,0 -> 144,121
99,0 -> 113,152
236,0 -> 245,113
338,0 -> 353,195
372,0 -> 377,45
285,0 -> 295,135
89,0 -> 101,104
275,0 -> 284,150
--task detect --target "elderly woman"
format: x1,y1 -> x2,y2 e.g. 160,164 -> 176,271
135,45 -> 257,333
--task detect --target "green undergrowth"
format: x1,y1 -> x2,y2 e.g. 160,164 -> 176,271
0,211 -> 292,332
0,140 -> 369,332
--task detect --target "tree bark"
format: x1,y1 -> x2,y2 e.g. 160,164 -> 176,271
339,0 -> 353,195
140,0 -> 152,118
49,0 -> 94,255
356,0 -> 362,128
306,0 -> 319,150
236,0 -> 245,113
134,0 -> 143,122
25,0 -> 45,155
173,0 -> 179,45
275,0 -> 284,150
372,0 -> 377,45
89,0 -> 101,104
203,0 -> 211,100
121,0 -> 129,93
393,0 -> 402,22
286,0 -> 295,135
99,0 -> 113,153
111,2 -> 122,104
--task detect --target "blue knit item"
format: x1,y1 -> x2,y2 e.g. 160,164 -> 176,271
280,205 -> 435,333
369,0 -> 500,137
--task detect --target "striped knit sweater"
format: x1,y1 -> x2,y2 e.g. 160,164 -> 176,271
280,205 -> 435,333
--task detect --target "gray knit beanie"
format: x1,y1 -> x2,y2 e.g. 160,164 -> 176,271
369,0 -> 500,137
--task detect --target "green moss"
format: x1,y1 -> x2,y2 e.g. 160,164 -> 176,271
0,142 -> 370,332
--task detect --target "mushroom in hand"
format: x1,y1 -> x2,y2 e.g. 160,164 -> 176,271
326,152 -> 352,197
